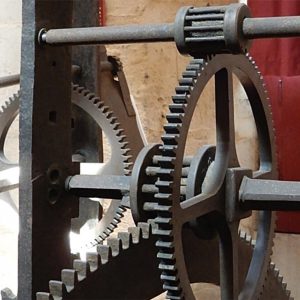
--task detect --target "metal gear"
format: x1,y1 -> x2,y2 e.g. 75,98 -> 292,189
34,223 -> 292,300
0,92 -> 19,213
70,84 -> 133,249
0,92 -> 19,172
0,86 -> 133,249
148,54 -> 277,299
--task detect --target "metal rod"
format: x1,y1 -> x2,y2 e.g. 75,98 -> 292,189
243,16 -> 300,39
240,177 -> 300,210
41,23 -> 174,46
66,175 -> 130,198
40,15 -> 300,47
0,74 -> 20,88
0,65 -> 81,89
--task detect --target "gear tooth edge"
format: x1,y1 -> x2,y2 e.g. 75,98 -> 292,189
101,105 -> 110,113
137,222 -> 151,238
270,262 -> 276,271
86,252 -> 100,271
128,226 -> 142,243
96,244 -> 113,264
73,259 -> 90,280
86,93 -> 96,100
49,280 -> 68,297
61,269 -> 78,291
106,237 -> 122,256
118,231 -> 133,249
36,292 -> 54,300
1,288 -> 17,300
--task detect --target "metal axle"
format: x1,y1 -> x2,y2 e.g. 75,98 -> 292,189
39,4 -> 300,58
240,177 -> 300,210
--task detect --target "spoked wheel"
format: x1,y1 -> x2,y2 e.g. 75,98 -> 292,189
149,54 -> 277,300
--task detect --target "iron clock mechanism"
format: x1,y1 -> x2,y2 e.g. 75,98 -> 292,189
4,2 -> 300,299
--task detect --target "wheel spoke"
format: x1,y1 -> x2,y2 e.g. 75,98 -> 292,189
215,67 -> 238,167
181,193 -> 221,223
218,222 -> 239,300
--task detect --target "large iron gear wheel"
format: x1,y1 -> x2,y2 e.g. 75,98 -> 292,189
0,85 -> 132,249
35,223 -> 293,300
149,54 -> 278,299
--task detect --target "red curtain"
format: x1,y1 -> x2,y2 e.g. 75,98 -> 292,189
248,0 -> 300,232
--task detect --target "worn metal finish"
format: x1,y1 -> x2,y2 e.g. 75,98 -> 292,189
70,85 -> 133,246
240,177 -> 300,210
40,23 -> 174,45
243,16 -> 300,39
146,54 -> 277,300
130,144 -> 161,224
14,2 -> 300,299
36,223 -> 293,299
67,175 -> 130,199
19,1 -> 76,298
39,4 -> 300,56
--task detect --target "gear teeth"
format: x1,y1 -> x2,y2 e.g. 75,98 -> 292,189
163,284 -> 181,292
172,95 -> 188,103
175,86 -> 191,94
156,156 -> 176,168
156,240 -> 174,249
117,232 -> 133,249
157,252 -> 175,260
101,106 -> 110,113
106,237 -> 122,256
49,280 -> 68,297
86,252 -> 100,271
161,134 -> 179,145
128,226 -> 142,243
166,293 -> 183,300
73,260 -> 90,281
179,77 -> 194,86
72,84 -> 133,248
161,274 -> 178,282
164,123 -> 182,134
96,244 -> 113,264
182,70 -> 198,79
155,216 -> 172,225
61,269 -> 78,291
169,103 -> 187,113
159,263 -> 176,271
138,222 -> 151,238
166,113 -> 184,124
36,293 -> 53,300
153,228 -> 172,237
1,288 -> 17,300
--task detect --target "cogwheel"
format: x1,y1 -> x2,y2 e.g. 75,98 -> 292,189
0,86 -> 133,250
147,54 -> 277,299
71,85 -> 134,249
0,91 -> 19,171
35,222 -> 292,300
0,92 -> 19,213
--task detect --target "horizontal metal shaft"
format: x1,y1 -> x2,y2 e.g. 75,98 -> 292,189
243,16 -> 300,39
240,177 -> 300,210
66,175 -> 130,199
0,65 -> 81,89
41,23 -> 174,46
0,74 -> 20,88
40,16 -> 300,47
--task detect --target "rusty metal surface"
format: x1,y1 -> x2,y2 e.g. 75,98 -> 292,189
19,1 -> 77,298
